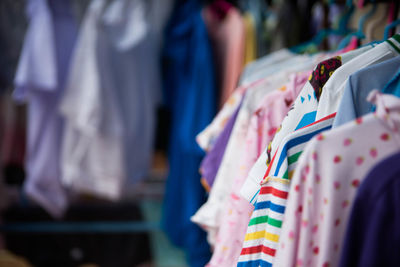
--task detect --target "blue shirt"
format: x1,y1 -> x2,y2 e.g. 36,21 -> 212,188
333,56 -> 400,128
161,1 -> 215,266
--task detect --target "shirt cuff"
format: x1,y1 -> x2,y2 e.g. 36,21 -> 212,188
240,176 -> 261,205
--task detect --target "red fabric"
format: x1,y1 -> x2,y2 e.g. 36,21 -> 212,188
208,0 -> 233,20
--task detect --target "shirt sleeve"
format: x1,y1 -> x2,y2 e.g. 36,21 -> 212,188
13,0 -> 57,102
274,140 -> 314,267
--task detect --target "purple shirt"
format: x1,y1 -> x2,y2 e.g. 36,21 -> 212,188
339,151 -> 400,267
200,99 -> 242,189
13,0 -> 77,217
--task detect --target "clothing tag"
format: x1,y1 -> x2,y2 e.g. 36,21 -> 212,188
260,176 -> 290,185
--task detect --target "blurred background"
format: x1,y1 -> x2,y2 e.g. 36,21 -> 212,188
0,0 -> 398,266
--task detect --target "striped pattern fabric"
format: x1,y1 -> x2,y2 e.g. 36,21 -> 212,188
249,112 -> 336,204
270,113 -> 336,180
237,113 -> 336,267
238,179 -> 289,267
386,34 -> 400,54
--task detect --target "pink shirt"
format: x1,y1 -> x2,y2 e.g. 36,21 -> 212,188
203,5 -> 245,107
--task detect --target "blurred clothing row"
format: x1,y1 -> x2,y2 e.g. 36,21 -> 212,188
6,0 -> 172,217
191,33 -> 400,266
0,0 -> 272,266
159,1 -> 318,265
0,0 -> 272,216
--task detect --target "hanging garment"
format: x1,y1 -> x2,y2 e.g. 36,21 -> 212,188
191,71 -> 298,246
200,97 -> 243,191
238,49 -> 294,86
240,45 -> 374,205
239,52 -> 319,88
198,78 -> 279,192
101,0 -> 169,190
315,34 -> 400,120
237,112 -> 336,267
197,88 -> 245,153
62,0 -> 169,198
339,151 -> 400,267
203,2 -> 245,106
60,0 -> 125,200
333,56 -> 400,128
275,91 -> 400,267
207,71 -> 310,267
161,0 -> 216,266
14,0 -> 77,217
14,0 -> 57,99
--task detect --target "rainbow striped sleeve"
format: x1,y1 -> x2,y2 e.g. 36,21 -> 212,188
237,113 -> 336,267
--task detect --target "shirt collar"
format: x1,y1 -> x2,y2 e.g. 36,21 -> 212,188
385,34 -> 400,54
383,68 -> 400,95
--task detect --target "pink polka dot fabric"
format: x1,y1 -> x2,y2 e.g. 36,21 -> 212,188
274,91 -> 400,267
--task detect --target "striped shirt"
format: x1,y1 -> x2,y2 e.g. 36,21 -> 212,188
237,113 -> 336,267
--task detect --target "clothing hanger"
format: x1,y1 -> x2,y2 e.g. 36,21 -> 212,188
289,1 -> 354,54
383,1 -> 400,40
383,20 -> 400,40
365,3 -> 388,43
337,1 -> 377,50
337,0 -> 356,34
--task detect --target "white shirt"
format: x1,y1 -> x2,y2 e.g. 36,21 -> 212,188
315,35 -> 400,120
60,0 -> 126,200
